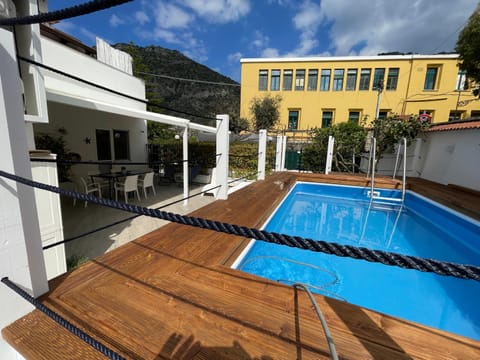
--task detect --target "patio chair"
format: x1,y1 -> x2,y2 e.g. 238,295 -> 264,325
74,176 -> 102,208
87,171 -> 109,190
138,172 -> 156,199
114,174 -> 140,203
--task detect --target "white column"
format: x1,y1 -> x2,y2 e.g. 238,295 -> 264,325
275,135 -> 285,172
182,127 -> 189,205
281,136 -> 287,171
258,129 -> 267,180
1,27 -> 49,359
215,115 -> 229,200
325,135 -> 335,174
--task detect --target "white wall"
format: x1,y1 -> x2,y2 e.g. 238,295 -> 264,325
1,27 -> 49,360
34,102 -> 148,177
420,129 -> 480,191
41,37 -> 145,110
362,130 -> 480,192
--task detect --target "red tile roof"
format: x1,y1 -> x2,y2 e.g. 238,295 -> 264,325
427,120 -> 480,132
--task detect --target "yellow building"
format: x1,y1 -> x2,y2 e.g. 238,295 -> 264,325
240,54 -> 480,131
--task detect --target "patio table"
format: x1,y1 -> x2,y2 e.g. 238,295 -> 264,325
91,169 -> 149,199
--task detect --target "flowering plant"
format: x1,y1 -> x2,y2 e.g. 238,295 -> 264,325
372,114 -> 430,159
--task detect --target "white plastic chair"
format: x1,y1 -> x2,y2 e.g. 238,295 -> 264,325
138,172 -> 156,199
74,177 -> 102,207
114,174 -> 140,203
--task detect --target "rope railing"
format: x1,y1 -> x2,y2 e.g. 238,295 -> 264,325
42,184 -> 222,251
1,169 -> 479,281
0,0 -> 131,26
1,277 -> 125,360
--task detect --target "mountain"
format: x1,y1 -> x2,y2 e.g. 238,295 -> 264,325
115,44 -> 240,127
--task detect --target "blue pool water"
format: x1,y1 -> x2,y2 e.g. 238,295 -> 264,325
235,182 -> 480,340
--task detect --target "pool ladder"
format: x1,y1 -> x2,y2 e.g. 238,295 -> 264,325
366,137 -> 406,206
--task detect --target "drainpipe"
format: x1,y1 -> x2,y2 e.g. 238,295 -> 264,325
402,55 -> 415,115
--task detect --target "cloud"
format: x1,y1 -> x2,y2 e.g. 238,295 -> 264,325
109,14 -> 125,27
134,11 -> 150,25
251,30 -> 269,49
227,51 -> 242,64
53,20 -> 75,33
261,48 -> 280,58
153,1 -> 194,29
79,27 -> 100,44
286,0 -> 322,56
180,0 -> 251,23
318,0 -> 478,55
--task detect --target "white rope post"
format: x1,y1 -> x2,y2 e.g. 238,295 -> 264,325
281,135 -> 287,170
275,135 -> 286,172
215,114 -> 229,199
325,135 -> 335,174
182,126 -> 189,205
258,129 -> 267,180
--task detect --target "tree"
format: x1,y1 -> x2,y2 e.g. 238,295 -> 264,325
249,94 -> 282,131
372,114 -> 430,161
229,116 -> 250,134
456,5 -> 480,96
303,121 -> 367,172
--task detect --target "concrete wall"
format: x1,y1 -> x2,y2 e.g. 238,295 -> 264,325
420,129 -> 480,191
366,130 -> 480,192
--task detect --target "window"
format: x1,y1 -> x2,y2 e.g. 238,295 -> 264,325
471,110 -> 480,119
270,69 -> 280,91
283,69 -> 293,91
96,129 -> 111,161
307,69 -> 318,91
258,69 -> 268,90
322,111 -> 333,128
346,69 -> 357,91
386,68 -> 399,90
449,110 -> 464,122
348,111 -> 360,124
113,130 -> 130,160
456,70 -> 467,91
424,67 -> 438,90
378,111 -> 388,120
333,69 -> 344,91
320,69 -> 331,91
372,68 -> 385,90
359,68 -> 371,90
295,69 -> 305,90
418,110 -> 433,123
288,110 -> 299,130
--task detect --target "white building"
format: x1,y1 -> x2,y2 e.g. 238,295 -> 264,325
0,2 -> 224,359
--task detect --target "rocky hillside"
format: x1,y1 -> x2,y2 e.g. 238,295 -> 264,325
115,43 -> 240,127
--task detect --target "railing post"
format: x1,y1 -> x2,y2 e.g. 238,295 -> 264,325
215,114 -> 229,199
258,129 -> 267,180
275,135 -> 283,171
182,126 -> 189,205
325,135 -> 335,174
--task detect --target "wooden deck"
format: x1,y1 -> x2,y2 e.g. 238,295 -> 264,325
3,172 -> 480,359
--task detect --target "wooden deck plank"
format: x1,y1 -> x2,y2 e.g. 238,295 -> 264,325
3,172 -> 480,359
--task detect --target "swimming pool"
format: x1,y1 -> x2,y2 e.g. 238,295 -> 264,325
233,182 -> 480,340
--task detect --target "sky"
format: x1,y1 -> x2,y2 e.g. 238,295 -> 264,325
47,0 -> 479,82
